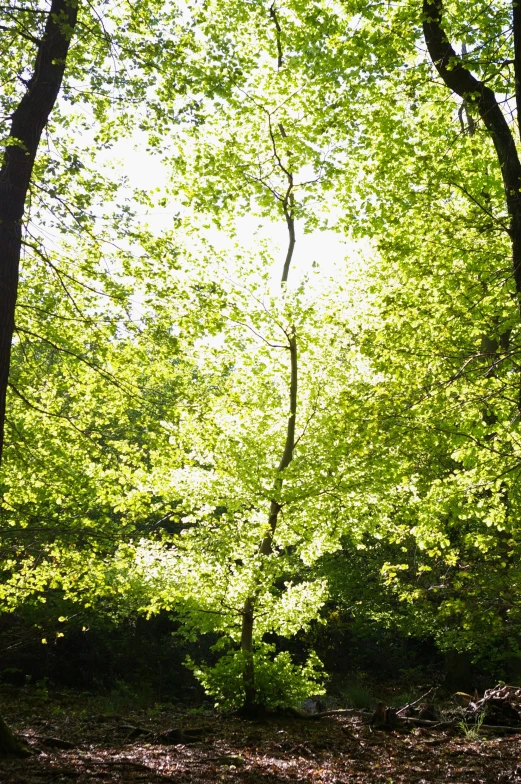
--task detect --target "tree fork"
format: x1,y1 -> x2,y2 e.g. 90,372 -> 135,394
0,0 -> 78,464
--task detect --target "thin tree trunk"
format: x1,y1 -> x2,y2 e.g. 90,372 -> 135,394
239,195 -> 297,713
240,596 -> 256,709
0,0 -> 78,755
0,0 -> 78,464
239,335 -> 297,712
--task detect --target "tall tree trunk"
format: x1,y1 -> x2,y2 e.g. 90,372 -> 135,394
0,0 -> 78,464
0,0 -> 78,756
239,193 -> 297,713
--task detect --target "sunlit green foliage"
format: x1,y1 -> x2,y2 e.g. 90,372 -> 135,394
3,0 -> 521,708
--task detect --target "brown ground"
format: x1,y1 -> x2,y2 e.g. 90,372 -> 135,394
1,687 -> 520,783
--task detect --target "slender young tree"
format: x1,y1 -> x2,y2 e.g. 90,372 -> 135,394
239,137 -> 298,712
131,1 -> 375,713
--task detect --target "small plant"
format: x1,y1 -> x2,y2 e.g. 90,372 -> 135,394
458,710 -> 486,740
34,677 -> 51,701
186,643 -> 325,711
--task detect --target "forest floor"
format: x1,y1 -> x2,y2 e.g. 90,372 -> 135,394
1,685 -> 521,783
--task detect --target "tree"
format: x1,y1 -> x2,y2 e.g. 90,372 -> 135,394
329,0 -> 521,674
0,0 -> 249,750
0,0 -> 78,755
111,0 -> 386,713
6,0 -> 521,720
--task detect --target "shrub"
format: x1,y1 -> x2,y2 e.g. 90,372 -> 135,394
186,643 -> 325,710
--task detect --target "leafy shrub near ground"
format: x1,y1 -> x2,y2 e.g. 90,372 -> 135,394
187,643 -> 325,711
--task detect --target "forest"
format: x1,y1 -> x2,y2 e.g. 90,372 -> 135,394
2,0 -> 521,781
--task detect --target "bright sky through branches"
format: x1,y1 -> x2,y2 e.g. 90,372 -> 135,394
100,135 -> 361,293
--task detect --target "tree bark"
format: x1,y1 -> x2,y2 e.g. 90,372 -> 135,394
0,0 -> 77,756
0,0 -> 78,464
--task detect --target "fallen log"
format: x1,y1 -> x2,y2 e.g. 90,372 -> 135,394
387,715 -> 521,734
281,707 -> 369,720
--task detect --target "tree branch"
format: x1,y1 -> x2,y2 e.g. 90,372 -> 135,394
269,3 -> 283,69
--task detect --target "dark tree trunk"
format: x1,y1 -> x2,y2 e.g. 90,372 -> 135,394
422,0 -> 521,311
0,0 -> 77,756
0,0 -> 78,464
444,650 -> 474,693
0,714 -> 30,757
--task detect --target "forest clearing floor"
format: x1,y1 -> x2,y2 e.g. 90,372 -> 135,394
1,686 -> 520,783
